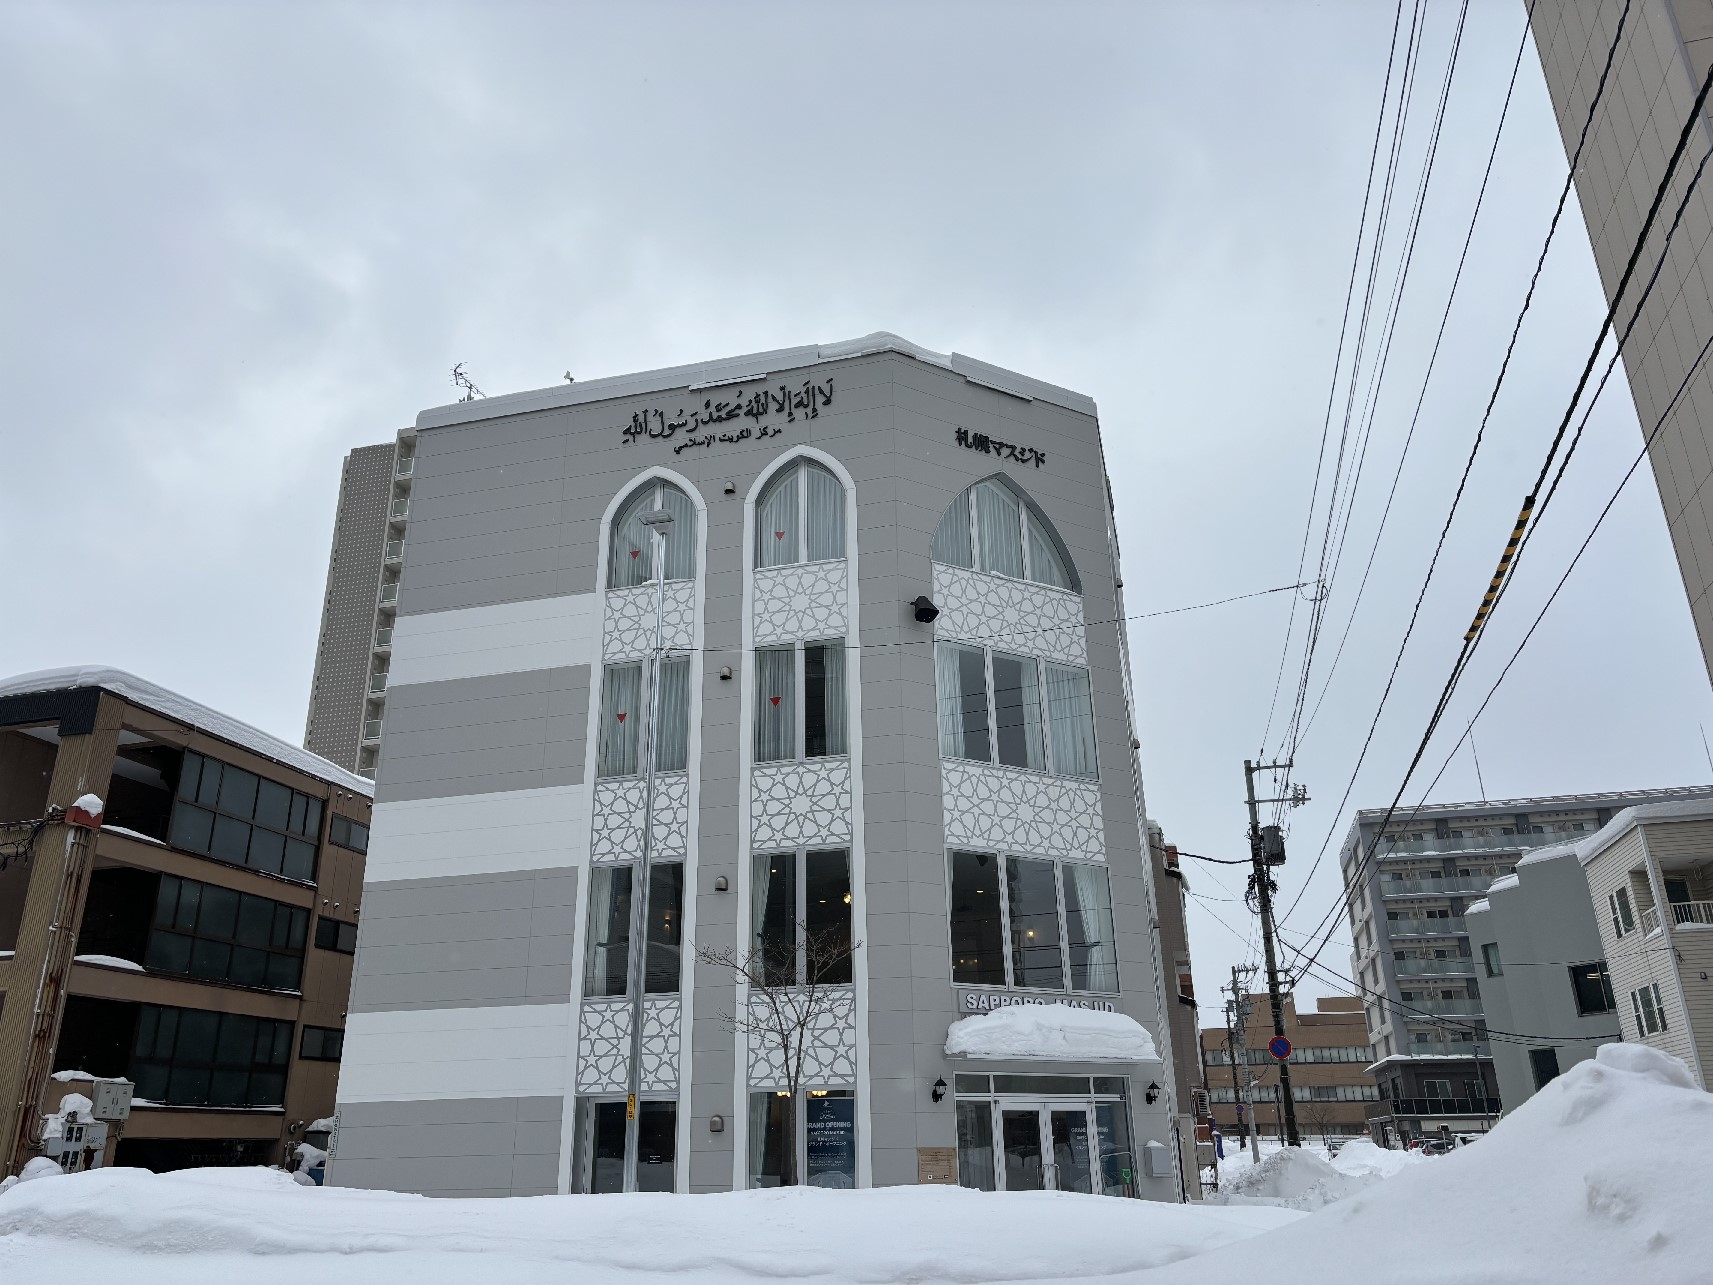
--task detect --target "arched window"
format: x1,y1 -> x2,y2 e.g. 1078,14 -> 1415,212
932,479 -> 1074,590
608,480 -> 696,588
755,459 -> 845,569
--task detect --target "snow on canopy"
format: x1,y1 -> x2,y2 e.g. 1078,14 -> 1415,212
944,1004 -> 1160,1063
0,667 -> 371,794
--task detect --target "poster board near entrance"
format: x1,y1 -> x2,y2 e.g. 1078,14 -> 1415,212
917,1147 -> 957,1184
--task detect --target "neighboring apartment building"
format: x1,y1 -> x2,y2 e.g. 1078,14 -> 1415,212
330,332 -> 1183,1200
1341,787 -> 1710,1144
1582,797 -> 1713,1087
1200,994 -> 1374,1144
1528,1 -> 1713,688
1148,825 -> 1202,1198
304,430 -> 417,777
0,667 -> 372,1174
1465,845 -> 1621,1114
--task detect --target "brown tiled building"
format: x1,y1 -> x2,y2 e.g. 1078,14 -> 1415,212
1200,993 -> 1375,1145
0,668 -> 371,1175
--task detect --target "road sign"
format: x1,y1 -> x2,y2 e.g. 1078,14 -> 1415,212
1268,1036 -> 1292,1061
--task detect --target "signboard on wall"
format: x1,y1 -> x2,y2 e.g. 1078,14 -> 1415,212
917,1147 -> 958,1185
956,990 -> 1118,1014
805,1094 -> 857,1189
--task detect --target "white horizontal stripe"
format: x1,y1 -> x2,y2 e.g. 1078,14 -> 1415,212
337,1003 -> 573,1102
366,785 -> 589,883
389,593 -> 599,686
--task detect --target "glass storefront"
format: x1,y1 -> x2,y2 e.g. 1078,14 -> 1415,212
575,1097 -> 677,1193
749,1088 -> 857,1188
953,1074 -> 1136,1196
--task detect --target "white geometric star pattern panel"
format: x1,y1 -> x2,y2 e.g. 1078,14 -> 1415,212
747,986 -> 857,1087
575,997 -> 682,1093
751,759 -> 852,849
590,772 -> 689,864
604,581 -> 697,661
752,561 -> 848,646
941,759 -> 1104,862
931,562 -> 1086,666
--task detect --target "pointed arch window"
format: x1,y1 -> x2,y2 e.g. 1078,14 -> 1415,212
756,460 -> 845,568
932,479 -> 1073,589
609,481 -> 696,589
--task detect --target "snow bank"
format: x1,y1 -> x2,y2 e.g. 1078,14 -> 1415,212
945,1004 -> 1160,1062
72,955 -> 143,972
0,1169 -> 1293,1283
1151,1042 -> 1713,1284
1327,1136 -> 1425,1180
1207,1145 -> 1369,1211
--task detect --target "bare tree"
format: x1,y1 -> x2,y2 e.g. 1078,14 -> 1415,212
695,923 -> 860,1186
1298,1098 -> 1338,1149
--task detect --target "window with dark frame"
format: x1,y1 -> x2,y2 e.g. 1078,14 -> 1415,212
947,850 -> 1117,994
170,751 -> 321,882
1481,942 -> 1502,977
596,656 -> 691,779
1528,1047 -> 1561,1089
131,1003 -> 293,1108
329,815 -> 370,854
934,643 -> 1097,780
314,917 -> 359,954
582,862 -> 685,998
145,874 -> 308,991
1568,962 -> 1616,1016
299,1025 -> 345,1062
751,848 -> 852,986
754,642 -> 847,764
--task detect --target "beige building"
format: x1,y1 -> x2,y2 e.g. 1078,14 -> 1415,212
1148,826 -> 1203,1197
1529,1 -> 1713,685
1200,994 -> 1376,1146
0,668 -> 371,1175
1581,798 -> 1713,1085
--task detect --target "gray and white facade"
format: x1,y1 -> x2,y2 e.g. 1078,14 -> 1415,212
328,333 -> 1178,1199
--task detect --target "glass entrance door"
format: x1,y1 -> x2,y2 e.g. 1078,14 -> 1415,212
1048,1108 -> 1093,1193
1000,1108 -> 1046,1190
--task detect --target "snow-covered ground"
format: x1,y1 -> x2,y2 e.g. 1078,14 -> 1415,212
0,1043 -> 1706,1283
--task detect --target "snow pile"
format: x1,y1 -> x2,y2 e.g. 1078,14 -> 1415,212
1151,1042 -> 1713,1284
101,824 -> 166,847
50,1071 -> 95,1082
70,793 -> 104,815
1327,1136 -> 1425,1180
1207,1145 -> 1370,1211
0,1169 -> 1293,1283
945,1004 -> 1160,1062
72,955 -> 143,972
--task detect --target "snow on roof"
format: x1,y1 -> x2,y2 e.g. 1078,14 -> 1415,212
1365,1051 -> 1489,1074
415,331 -> 1099,433
1464,898 -> 1490,916
1486,874 -> 1520,895
1516,841 -> 1580,868
1578,797 -> 1713,866
945,1004 -> 1160,1063
0,667 -> 371,795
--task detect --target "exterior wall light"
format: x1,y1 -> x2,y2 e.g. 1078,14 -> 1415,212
1145,1082 -> 1161,1105
912,596 -> 940,623
719,665 -> 733,680
931,1076 -> 948,1103
710,1115 -> 725,1133
714,876 -> 729,892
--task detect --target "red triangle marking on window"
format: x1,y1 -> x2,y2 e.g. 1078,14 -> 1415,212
630,549 -> 641,559
769,696 -> 781,706
774,531 -> 786,540
616,712 -> 627,722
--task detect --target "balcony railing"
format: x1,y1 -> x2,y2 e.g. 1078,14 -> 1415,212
1394,957 -> 1476,977
1380,876 -> 1493,897
1641,900 -> 1713,934
378,582 -> 399,605
1388,916 -> 1467,937
1400,997 -> 1483,1017
1376,833 -> 1532,858
362,720 -> 383,742
1383,1097 -> 1500,1118
1396,1041 -> 1490,1058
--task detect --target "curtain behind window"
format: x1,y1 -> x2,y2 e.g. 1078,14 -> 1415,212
936,643 -> 991,762
752,852 -> 796,987
1062,863 -> 1118,992
598,663 -> 642,777
609,488 -> 655,588
584,865 -> 632,997
1025,509 -> 1071,589
1044,663 -> 1097,778
755,648 -> 796,762
660,484 -> 696,581
990,652 -> 1044,770
974,482 -> 1024,578
654,656 -> 690,772
756,468 -> 799,568
804,463 -> 845,561
805,642 -> 847,757
932,491 -> 973,567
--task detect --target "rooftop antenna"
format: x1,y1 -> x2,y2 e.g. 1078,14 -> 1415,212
564,371 -> 576,384
451,363 -> 486,402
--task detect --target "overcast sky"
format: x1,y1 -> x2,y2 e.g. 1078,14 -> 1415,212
6,1 -> 1711,1034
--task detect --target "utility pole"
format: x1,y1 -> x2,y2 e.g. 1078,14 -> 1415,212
1225,966 -> 1260,1163
1243,760 -> 1306,1148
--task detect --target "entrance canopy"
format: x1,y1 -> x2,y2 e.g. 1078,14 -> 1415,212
945,1004 -> 1160,1063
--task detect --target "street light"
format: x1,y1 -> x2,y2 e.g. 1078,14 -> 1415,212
622,507 -> 674,1192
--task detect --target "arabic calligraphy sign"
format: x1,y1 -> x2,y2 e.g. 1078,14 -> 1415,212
618,377 -> 835,455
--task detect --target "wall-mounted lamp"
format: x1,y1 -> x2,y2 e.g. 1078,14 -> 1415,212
714,876 -> 729,893
912,595 -> 940,624
710,1114 -> 725,1133
723,480 -> 736,495
1144,1081 -> 1161,1105
719,665 -> 733,681
931,1076 -> 948,1103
